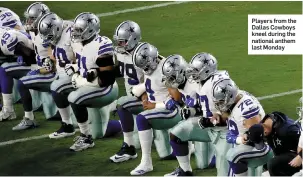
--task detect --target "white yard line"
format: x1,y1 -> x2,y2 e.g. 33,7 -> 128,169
68,1 -> 190,20
0,89 -> 301,147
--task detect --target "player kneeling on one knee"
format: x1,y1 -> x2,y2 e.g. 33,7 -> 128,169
211,78 -> 273,177
128,43 -> 183,176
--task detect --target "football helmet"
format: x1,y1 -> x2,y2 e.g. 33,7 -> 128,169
113,20 -> 141,53
132,42 -> 158,75
38,12 -> 63,45
24,2 -> 50,31
162,54 -> 188,88
185,52 -> 217,82
71,12 -> 100,43
212,78 -> 238,112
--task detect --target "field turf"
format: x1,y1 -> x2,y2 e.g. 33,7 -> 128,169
0,1 -> 301,176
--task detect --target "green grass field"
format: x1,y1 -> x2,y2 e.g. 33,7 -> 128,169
0,1 -> 302,176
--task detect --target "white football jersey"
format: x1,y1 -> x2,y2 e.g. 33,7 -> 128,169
228,90 -> 265,136
0,28 -> 33,55
52,21 -> 75,75
29,31 -> 49,66
76,35 -> 113,77
144,59 -> 170,103
0,8 -> 24,31
195,70 -> 230,118
115,51 -> 144,94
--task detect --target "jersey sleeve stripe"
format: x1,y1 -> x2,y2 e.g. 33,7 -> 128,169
98,43 -> 112,50
242,107 -> 259,116
98,47 -> 113,55
243,109 -> 260,119
7,38 -> 18,51
2,20 -> 17,27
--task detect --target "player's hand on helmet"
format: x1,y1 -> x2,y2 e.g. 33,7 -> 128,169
86,69 -> 98,82
41,57 -> 54,72
165,98 -> 178,111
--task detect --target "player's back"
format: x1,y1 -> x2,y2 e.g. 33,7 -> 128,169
144,59 -> 169,103
53,21 -> 75,74
228,91 -> 265,136
0,28 -> 33,56
77,34 -> 113,78
0,8 -> 24,30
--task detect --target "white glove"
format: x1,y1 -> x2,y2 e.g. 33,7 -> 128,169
71,73 -> 99,89
65,64 -> 78,76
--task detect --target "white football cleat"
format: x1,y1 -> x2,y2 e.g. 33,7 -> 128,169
0,109 -> 16,121
12,117 -> 37,131
49,122 -> 75,139
109,142 -> 137,163
130,163 -> 153,175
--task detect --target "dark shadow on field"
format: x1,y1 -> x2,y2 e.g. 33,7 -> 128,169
0,147 -> 76,175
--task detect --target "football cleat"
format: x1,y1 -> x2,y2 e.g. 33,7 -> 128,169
49,122 -> 76,139
110,142 -> 137,163
130,163 -> 153,175
164,167 -> 193,176
69,133 -> 95,152
0,109 -> 16,121
12,117 -> 37,130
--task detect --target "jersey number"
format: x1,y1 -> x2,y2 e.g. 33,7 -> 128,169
0,12 -> 12,21
145,78 -> 155,101
199,95 -> 213,117
76,53 -> 88,77
1,32 -> 10,46
238,99 -> 253,112
53,47 -> 69,67
118,61 -> 139,85
228,120 -> 239,135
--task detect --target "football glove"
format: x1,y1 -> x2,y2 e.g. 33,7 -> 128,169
181,106 -> 197,120
71,73 -> 99,88
41,57 -> 54,72
65,64 -> 77,76
130,83 -> 146,98
86,69 -> 98,82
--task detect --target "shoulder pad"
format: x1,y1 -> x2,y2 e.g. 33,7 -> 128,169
238,97 -> 260,119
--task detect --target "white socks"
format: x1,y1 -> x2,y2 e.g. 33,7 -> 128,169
25,111 -> 34,120
123,132 -> 135,146
177,154 -> 192,172
58,106 -> 72,124
138,129 -> 153,165
78,120 -> 90,135
2,93 -> 13,112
